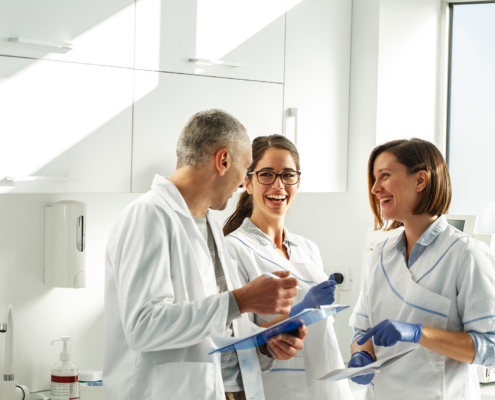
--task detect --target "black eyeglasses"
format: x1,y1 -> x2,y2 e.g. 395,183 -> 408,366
248,170 -> 301,185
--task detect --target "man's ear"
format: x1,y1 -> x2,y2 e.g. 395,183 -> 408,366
416,170 -> 428,192
215,148 -> 230,176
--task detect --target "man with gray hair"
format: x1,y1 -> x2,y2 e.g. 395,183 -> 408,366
104,109 -> 307,400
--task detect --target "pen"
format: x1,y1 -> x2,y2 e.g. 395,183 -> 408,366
264,271 -> 302,290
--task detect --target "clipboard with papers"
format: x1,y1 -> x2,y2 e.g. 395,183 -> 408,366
209,305 -> 349,354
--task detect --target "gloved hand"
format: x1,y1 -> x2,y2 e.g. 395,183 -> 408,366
357,319 -> 423,347
289,274 -> 336,317
348,351 -> 375,385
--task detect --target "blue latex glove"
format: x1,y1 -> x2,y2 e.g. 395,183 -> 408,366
289,274 -> 336,317
357,319 -> 423,347
348,351 -> 375,385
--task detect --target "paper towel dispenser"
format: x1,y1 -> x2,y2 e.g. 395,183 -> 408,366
44,200 -> 86,288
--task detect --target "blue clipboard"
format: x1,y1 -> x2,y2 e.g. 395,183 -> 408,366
209,305 -> 349,354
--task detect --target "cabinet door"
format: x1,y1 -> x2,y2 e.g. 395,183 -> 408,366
132,71 -> 283,193
0,0 -> 135,68
0,56 -> 133,193
135,0 -> 286,83
284,0 -> 352,192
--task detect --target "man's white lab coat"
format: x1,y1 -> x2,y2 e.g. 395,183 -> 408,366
104,175 -> 269,400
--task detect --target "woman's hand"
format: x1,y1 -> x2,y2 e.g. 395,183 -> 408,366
357,319 -> 423,347
348,351 -> 375,385
289,274 -> 337,317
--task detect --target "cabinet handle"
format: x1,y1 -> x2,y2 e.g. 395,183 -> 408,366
9,37 -> 73,52
286,108 -> 299,146
1,176 -> 76,183
189,58 -> 245,68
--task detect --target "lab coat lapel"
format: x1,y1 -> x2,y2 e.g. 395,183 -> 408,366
152,175 -> 211,260
207,213 -> 234,291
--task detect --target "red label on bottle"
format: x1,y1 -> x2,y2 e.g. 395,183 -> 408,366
51,375 -> 78,383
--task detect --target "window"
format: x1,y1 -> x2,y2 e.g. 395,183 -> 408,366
447,2 -> 495,233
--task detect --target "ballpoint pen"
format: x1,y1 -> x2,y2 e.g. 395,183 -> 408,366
263,271 -> 302,290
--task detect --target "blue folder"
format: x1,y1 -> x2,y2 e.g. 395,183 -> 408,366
210,305 -> 349,354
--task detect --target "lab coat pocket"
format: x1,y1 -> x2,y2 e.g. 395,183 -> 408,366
262,356 -> 308,400
151,361 -> 217,400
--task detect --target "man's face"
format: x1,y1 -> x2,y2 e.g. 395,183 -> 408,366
213,135 -> 252,211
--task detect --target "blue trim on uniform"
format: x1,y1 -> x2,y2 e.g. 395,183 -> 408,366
464,315 -> 495,326
380,239 -> 448,318
226,235 -> 319,284
270,368 -> 305,372
354,312 -> 369,319
415,236 -> 468,283
303,237 -> 313,264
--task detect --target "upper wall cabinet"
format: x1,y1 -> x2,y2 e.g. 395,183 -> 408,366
134,0 -> 286,83
132,71 -> 283,192
0,0 -> 135,68
284,0 -> 352,192
0,56 -> 134,193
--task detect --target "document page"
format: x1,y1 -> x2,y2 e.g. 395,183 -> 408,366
316,347 -> 417,382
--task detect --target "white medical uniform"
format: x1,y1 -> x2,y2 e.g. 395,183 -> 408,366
226,219 -> 352,400
350,215 -> 495,400
104,176 -> 272,400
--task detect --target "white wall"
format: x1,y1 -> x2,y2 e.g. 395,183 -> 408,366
347,0 -> 443,193
284,193 -> 374,361
0,193 -> 140,392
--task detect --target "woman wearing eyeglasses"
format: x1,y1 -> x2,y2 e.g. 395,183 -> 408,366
223,135 -> 351,400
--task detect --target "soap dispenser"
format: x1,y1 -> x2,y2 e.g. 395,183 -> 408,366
51,336 -> 79,400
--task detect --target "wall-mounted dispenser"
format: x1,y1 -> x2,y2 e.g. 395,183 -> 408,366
44,201 -> 86,288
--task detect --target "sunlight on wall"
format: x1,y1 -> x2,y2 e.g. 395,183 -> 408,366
194,0 -> 289,61
134,0 -> 162,71
375,0 -> 439,145
0,58 -> 133,182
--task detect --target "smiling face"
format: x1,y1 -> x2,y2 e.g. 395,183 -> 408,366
246,147 -> 300,219
371,151 -> 425,224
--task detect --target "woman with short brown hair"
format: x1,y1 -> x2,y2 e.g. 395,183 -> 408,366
349,138 -> 495,399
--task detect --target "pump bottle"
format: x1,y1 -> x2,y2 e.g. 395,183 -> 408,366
51,336 -> 79,400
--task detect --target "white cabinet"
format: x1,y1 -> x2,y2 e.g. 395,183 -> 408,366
0,56 -> 134,193
284,0 -> 352,192
0,0 -> 135,68
135,0 -> 286,83
132,71 -> 284,192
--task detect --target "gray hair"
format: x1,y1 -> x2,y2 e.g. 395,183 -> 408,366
176,109 -> 247,169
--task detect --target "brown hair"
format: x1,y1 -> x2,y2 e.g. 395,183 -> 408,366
223,135 -> 300,236
368,138 -> 451,230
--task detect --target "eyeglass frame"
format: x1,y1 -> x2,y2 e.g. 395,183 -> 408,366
247,169 -> 302,185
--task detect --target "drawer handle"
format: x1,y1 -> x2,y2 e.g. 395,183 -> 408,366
189,58 -> 245,68
286,107 -> 299,146
1,176 -> 76,183
9,37 -> 73,52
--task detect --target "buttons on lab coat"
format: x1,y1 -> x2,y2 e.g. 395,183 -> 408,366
435,365 -> 442,371
440,303 -> 447,309
435,396 -> 441,400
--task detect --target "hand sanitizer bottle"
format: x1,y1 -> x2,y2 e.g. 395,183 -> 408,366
51,336 -> 79,400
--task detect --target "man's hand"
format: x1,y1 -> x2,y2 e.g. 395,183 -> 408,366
233,271 -> 299,315
266,325 -> 307,360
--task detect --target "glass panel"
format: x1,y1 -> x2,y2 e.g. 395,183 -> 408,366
448,3 -> 495,233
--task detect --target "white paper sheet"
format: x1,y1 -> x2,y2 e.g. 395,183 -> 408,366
316,347 -> 418,382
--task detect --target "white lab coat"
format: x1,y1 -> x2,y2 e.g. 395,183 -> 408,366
225,221 -> 352,400
350,217 -> 495,400
104,175 -> 271,400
